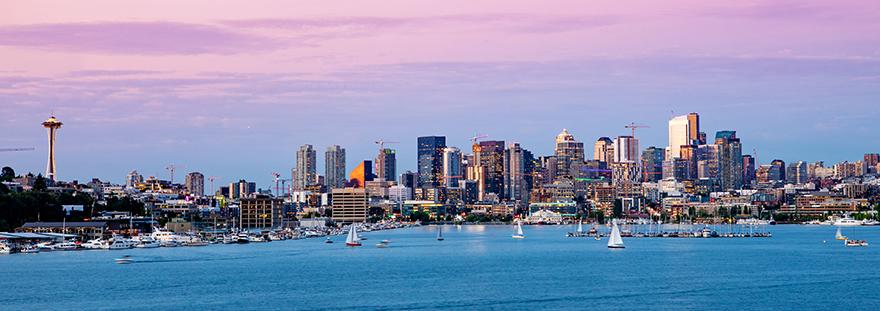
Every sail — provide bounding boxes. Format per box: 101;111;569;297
346;226;358;244
608;220;624;248
835;228;846;240
577;220;584;233
516;222;524;236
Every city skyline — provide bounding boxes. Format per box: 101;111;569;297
2;0;880;186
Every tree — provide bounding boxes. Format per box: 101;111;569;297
0;167;14;182
32;174;47;191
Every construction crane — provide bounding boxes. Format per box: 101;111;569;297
208;176;221;195
272;172;281;197
625;122;650;138
470;134;488;145
166;164;185;185
375;139;400;152
0;147;35;152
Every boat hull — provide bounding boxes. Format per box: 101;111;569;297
346;243;362;247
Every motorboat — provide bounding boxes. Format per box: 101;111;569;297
19;245;40;254
115;255;134;264
151;227;182;247
862;220;879;226
55;241;79;251
834;217;862;227
325;237;334;244
132;235;161;248
108;236;133;250
82;239;108;250
236;233;250;244
0;243;12;254
845;239;869;247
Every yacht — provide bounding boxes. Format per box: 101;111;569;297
236;233;250;244
834;217;862;227
0;243;12;254
108;236;133;250
151;227;182;247
19;245;40;254
82;239;109;249
132;235;161;248
55;241;79;251
862;220;879;226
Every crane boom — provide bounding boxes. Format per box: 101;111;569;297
0;147;35;152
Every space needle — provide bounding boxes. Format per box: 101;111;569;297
42;116;63;181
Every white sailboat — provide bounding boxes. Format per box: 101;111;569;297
345;225;362;247
577;220;584;234
608;220;625;249
835;227;847;241
512;221;525;239
437;226;445;241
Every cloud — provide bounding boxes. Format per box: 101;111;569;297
0;21;282;55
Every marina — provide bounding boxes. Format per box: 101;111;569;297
2;225;879;310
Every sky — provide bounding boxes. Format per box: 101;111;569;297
1;0;879;188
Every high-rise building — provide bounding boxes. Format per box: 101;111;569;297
554;129;584;180
786;161;808;184
594;137;614;163
239;195;284;229
687;113;703;145
613;136;639;163
400;171;418;198
442;147;462;188
295;144;317;191
865;153;879;174
503;143;529;202
715;131;743;190
324;145;346;189
185;172;205;196
477;140;505;198
330;188;368;224
375;148;396;182
42;116;63;181
348;160;375;188
417;136;446;189
641;147;665;182
771;159;786;182
696;144;720;181
742;155;756;185
125;170;143;188
667;115;691;160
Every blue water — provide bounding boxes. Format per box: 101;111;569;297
3;225;880;310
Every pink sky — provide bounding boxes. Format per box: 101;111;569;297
2;0;879;184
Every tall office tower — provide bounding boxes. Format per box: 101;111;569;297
539;156;558;184
641;147;665;182
696;144;720;181
770;159;786;182
594;137;614;163
742;155;756;185
865;153;880;174
755;165;773;183
228;181;241;199
697;132;707;146
679;144;699;179
503;143;528;202
613;136;639;163
786;161;808;184
185;172;205;196
294;144;317;191
715;130;743;190
442;147;462;188
553;129;584;180
348;160;375;188
417;136;446;188
125;170;143;188
687;113;703;145
324;145;346;189
375;148;396;182
42;116;63;181
400;171;418;198
667;115;691;160
478;140;506;198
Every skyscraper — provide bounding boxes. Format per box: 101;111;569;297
375;148;397;182
42;116;63;181
687;112;704;145
667;115;691;160
742;155;756;186
325;145;346;189
613;135;639;163
417;136;446;189
641;147;665;182
348;160;374;188
771;159;786;182
865;153;879;174
295;144;317;191
442;147;462;188
185;172;205;196
594;137;614;163
715;131;743;190
554;129;584;180
786;161;808;184
478;140;506;198
503;143;528;202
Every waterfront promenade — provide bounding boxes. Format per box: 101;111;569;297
2;225;880;310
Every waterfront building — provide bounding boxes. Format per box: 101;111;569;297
442;147;462;188
786;161;808;184
594;137;614;164
330;188;368;224
325;145;346;189
641;147;665;182
295;144;317;191
348;160;375;188
41;116;63;181
417;136;446;189
239;195;284;229
375;148;396;182
184;172;205;196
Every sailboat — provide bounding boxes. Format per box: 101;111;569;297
577;220;584;234
437;226;445;241
607;220;625;249
512;221;525;239
835;227;847;241
345;225;362;247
